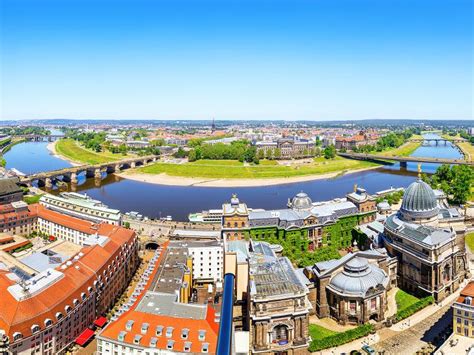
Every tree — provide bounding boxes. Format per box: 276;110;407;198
173;147;187;158
188;149;197;162
425;164;473;205
273;148;281;159
323;145;336;159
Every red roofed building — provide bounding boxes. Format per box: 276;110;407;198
96;243;219;354
0;218;139;354
453;281;474;338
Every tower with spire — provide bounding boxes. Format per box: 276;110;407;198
211;117;216;133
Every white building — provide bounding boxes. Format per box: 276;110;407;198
169;240;224;285
34;204;99;245
40;192;121;225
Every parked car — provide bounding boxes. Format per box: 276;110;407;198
362;345;375;354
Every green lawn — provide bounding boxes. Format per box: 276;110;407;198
395;289;420;311
379;135;423;157
55;139;129;165
466;232;474;252
136;156;378;179
308;324;339;341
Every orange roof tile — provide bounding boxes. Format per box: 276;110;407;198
0;218;136;339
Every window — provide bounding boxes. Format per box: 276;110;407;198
31;325;40;334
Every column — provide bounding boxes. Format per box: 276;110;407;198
70;172;78;184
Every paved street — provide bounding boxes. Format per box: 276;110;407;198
373;301;452;354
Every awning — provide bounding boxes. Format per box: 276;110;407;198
94;316;107;328
75;328;94;346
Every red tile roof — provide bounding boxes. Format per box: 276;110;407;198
0;220;136;339
98;241;218;353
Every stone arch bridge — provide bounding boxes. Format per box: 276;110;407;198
19;155;158;188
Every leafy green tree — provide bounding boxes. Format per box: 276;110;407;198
323;145;336;159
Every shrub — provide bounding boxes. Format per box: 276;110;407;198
308;324;374;352
394;296;434;322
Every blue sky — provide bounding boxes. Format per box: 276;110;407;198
1;0;472;120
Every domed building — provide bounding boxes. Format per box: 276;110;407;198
287;192;313;211
383;176;468;302
307;250;397;324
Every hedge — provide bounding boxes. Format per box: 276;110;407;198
308;324;375;352
12;243;33;253
395;295;434;322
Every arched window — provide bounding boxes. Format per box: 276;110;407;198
271;324;289;344
65;305;72;313
44;319;53;327
443;264;451;282
81;292;87;300
56;312;63;320
12;332;22;341
31;324;41;334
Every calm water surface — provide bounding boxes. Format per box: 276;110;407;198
4;133;462;220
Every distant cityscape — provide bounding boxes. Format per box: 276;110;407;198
0;119;472;355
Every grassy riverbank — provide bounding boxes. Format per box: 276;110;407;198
378;134;423;157
55;139;128;164
136;156;378;179
441;133;473;160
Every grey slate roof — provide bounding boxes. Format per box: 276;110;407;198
385;213;454;247
400;179;439;219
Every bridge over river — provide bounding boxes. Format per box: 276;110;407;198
19;155;158;188
408;137;467;145
338;152;474;167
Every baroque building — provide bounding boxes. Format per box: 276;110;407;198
221;187;376;251
225;240;311;354
383;176;468;302
305;249;397;324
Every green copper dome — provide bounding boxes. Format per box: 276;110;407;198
400;179;439;220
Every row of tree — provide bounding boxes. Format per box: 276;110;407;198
351;130;414;153
187;140;259;163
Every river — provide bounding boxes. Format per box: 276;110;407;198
3;133;463;221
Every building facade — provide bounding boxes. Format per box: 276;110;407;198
0;178;23;205
39;192;122;225
221;189;376;252
255;137;315;159
453;281;474;338
225;240;311;355
0;223;139;355
306;250;397;324
383;177;468;301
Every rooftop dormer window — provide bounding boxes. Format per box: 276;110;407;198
118;331;126;342
165;326;173;338
133;334;142;345
31;324;40;334
156;325;163;336
65;305;72;313
149;337;158;347
201;342;209;353
184;341;192;352
167;340;174;350
44;319;53;327
198;330;206;341
141;323;149;334
12;332;22;342
181;328;189;339
55;312;63;320
125;320;134;331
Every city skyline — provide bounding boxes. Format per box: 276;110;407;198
1;0;472;121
